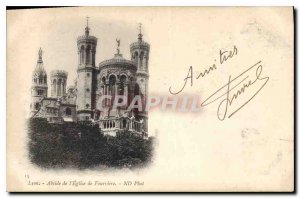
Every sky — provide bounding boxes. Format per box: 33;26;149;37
8;7;292;137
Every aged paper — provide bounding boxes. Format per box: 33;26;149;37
7;7;294;192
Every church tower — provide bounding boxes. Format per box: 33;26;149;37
130;23;150;135
30;48;48;116
76;17;98;121
50;70;68;98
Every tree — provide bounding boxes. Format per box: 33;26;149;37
27;118;155;169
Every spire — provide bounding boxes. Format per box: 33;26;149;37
138;23;143;41
37;48;43;63
85;16;90;36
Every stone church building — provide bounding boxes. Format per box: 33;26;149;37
30;21;150;138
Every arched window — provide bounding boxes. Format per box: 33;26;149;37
109;75;116;86
134;83;140;96
119;75;127;96
53;79;57;94
101;76;107;106
65;107;71;116
108;75;116;106
101;77;106;85
140;51;144;69
123;119;127;128
86;45;91;64
58;79;62;96
63;79;66;94
133;83;142;113
80;45;84;64
92;47;96;65
134;51;138;62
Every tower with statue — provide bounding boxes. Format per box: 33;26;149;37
30;18;150;138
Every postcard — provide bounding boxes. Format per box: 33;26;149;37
6;7;294;192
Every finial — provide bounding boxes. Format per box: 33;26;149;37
116;38;121;54
38;48;43;63
85;16;90;36
138;23;143;41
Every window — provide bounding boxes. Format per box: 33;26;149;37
86;45;91;64
120;75;127;96
109;75;116;86
86;88;90;92
37;90;43;96
140;52;144;68
134;52;138;61
65;107;71;116
86;104;90;109
80;45;84;64
34;103;40;110
101;77;106;85
123;119;127;128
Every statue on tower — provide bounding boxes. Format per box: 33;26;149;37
38;48;42;58
38;48;43;63
116;38;120;55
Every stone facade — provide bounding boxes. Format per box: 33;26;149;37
30;21;150;138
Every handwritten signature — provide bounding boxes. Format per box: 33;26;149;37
169;45;238;95
201;61;269;120
168;46;270;120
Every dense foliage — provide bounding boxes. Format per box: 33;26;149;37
27;118;155;169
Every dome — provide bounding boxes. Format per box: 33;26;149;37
130;33;150;51
130;40;150;51
77;35;97;45
99;53;137;69
77;26;97;46
50;70;68;78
